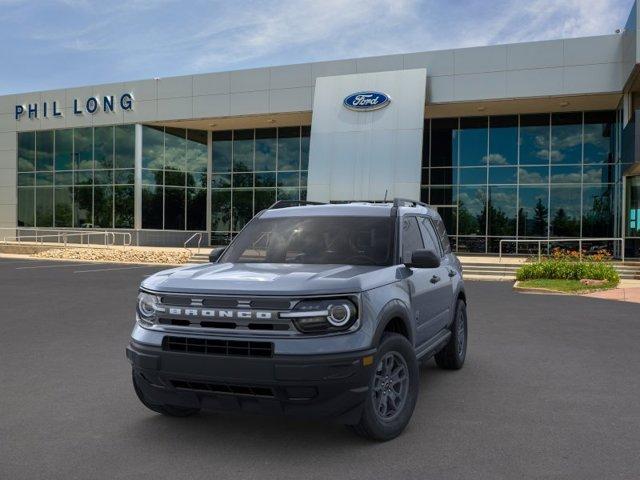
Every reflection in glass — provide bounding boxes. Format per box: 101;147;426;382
255;128;277;171
232;190;253;231
114;186;134;228
74;186;93;227
518;186;548;237
187;188;207;231
165;128;186;172
164;187;185;230
459;167;486;185
142;126;164;169
301;126;310;170
233;130;254;172
550;186;580;237
551;113;582;165
94;186;113;228
94;126;114;169
54;187;73;227
18;132;35;172
459;117;487;167
142;186;163;229
55;129;73;171
186;130;208;172
488;116;517;166
584;111;615;164
519;166;548;184
583;184;613;237
17;188;34;227
35;187;53;227
255;189;276;213
74;128;93;170
487;186;516;236
519;114;549;165
211;190;231;232
115;125;135;169
550;165;581;184
430;118;458;167
489;167;517;184
430;168;454;185
457;186;486;235
36;130;54;171
278;127;300;171
212;131;232;172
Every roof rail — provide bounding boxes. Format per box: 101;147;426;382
268;200;326;210
392;198;431;209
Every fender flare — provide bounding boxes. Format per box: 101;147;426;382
371;299;414;347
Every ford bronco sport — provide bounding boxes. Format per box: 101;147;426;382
126;198;467;441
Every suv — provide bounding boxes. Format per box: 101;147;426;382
126;199;467;441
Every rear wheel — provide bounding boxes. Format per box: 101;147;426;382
434;299;467;370
132;371;200;417
348;333;419;441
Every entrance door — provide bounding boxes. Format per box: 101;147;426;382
624;175;640;258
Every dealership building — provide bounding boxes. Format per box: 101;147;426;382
2;5;640;256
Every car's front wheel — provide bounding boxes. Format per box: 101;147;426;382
348;333;419;441
132;371;200;417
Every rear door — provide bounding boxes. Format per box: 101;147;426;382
418;216;454;334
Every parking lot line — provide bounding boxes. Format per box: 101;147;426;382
16;262;99;270
73;265;159;273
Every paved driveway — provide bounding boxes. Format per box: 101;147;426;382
1;258;639;480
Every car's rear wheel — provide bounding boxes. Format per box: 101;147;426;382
132;371;200;417
348;333;419;441
434;299;467;370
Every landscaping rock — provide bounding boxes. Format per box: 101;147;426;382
32;247;192;264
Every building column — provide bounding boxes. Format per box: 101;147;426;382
134;124;143;232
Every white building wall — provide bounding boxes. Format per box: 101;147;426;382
306;69;426;202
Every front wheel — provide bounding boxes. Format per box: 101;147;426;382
434;299;467;370
132;371;200;417
348;333;419;441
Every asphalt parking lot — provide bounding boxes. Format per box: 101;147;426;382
1;258;639;480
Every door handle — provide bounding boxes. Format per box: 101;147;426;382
430;275;441;284
448;269;456;277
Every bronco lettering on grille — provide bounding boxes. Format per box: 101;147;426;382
161;307;273;320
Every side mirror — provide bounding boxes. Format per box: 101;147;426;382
406;249;440;269
208;247;225;263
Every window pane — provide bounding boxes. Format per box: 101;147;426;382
142;186;163;229
233;129;254;172
301;126;310;170
142;169;163;186
115;124;135;169
165;127;186;172
255;128;277;171
74;186;93;227
94;126;114;170
458;186;486;235
187;188;207;231
519;114;549;166
211;189;231;231
114;186;134;228
549;186;580;237
487;186;517;236
186;171;207;188
584;111;615;164
35;172;53;186
277;127;300;171
75;170;93;186
518;186;548;236
211;174;231;188
54;129;73;171
583;164;615;184
430;118;458;167
489;166;517;184
36;130;54;171
430;186;454;205
74;128;93;170
212;131;232;172
401;217;424;263
277;171;299;187
459;167;486;185
94;169;113;185
459;117;487;166
186;129;208;172
17;188;34;227
164;170;185;187
93;186;113;228
55;171;73;186
519;166;548;184
551;112;582;165
18;172;34;187
232;190;253;231
582;184;614;237
142;126;164;169
255;172;276;187
114;169;134;185
35;187;53;227
550;165;581;183
54;187;73;228
233;173;253;188
430;168;454;185
255;189;276;213
164;187;185;230
488;115;517;166
18;132;35;172
277;187;299;200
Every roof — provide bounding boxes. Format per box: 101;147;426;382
260;201;435;218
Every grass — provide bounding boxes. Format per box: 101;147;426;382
517;278;618;293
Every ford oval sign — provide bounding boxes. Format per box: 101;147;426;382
343;91;391;111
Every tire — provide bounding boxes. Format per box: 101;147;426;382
434;299;467;370
348;333;419;441
132;371;200;417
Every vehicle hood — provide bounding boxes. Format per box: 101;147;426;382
141;262;397;296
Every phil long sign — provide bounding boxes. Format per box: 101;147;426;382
15;93;134;120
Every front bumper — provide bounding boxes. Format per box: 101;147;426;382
126;340;376;424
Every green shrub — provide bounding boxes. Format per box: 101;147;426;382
516;260;619;284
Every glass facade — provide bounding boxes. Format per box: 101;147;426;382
210;126;310;244
17;125;135;228
422;111;621;253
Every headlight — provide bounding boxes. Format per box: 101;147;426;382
281;298;358;334
137;292;160;326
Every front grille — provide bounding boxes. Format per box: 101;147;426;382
162;336;273;358
170;379;274;397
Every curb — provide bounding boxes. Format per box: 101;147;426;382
512;281;569;295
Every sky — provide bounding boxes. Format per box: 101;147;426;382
0;0;636;95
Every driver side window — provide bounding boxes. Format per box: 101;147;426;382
401;217;424;264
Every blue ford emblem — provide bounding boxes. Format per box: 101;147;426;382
343;91;391;111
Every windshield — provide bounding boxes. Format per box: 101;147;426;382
220;216;396;266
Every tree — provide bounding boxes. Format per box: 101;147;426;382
533;198;548;237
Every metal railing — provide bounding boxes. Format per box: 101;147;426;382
498;237;625;262
183;232;204;254
2;230;132;248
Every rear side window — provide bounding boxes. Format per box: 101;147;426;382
434;217;451;254
401;217;424;263
418;217;442;256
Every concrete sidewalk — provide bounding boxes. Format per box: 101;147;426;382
582;280;640;304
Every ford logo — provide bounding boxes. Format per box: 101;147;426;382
343;91;391;111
